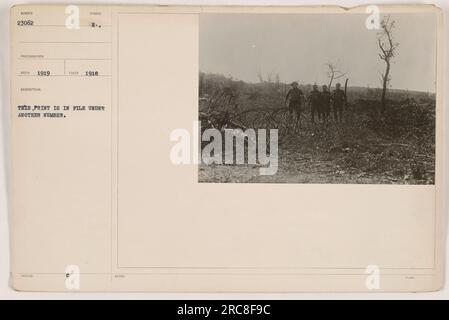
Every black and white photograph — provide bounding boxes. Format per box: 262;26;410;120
198;12;436;184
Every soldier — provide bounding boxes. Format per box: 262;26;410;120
320;85;332;123
285;81;303;125
332;82;346;123
308;84;321;124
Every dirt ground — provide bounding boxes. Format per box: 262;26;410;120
198;105;435;185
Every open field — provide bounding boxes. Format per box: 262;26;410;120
198;73;435;185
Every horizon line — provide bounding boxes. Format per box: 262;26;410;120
199;71;436;95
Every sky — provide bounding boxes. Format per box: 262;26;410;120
200;13;437;93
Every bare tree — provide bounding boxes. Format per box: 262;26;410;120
378;16;399;113
266;72;273;84
274;73;281;90
325;63;347;89
257;70;264;83
257;70;277;85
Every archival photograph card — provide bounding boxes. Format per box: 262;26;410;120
9;4;444;292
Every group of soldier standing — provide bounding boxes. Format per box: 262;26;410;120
285;81;347;125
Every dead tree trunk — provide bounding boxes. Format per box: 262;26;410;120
380;61;390;113
377;16;399;114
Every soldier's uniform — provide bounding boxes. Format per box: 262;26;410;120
320;85;331;123
308;86;322;123
285;83;303;120
332;86;346;123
